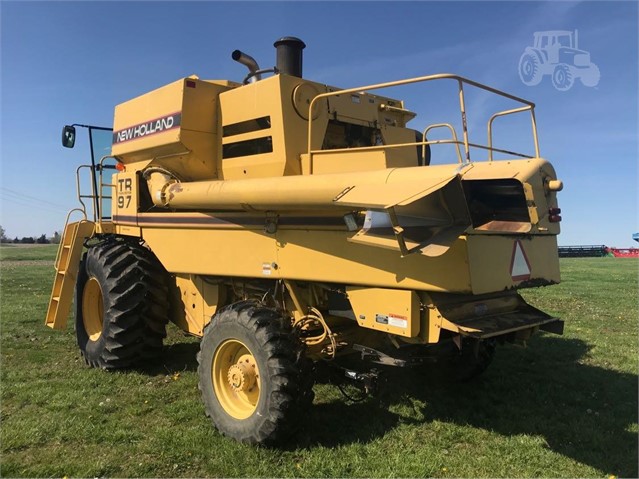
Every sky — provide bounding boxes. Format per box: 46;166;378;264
0;1;637;247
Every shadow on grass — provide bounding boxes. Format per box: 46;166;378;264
138;341;200;376
300;336;638;477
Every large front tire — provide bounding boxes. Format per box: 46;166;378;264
75;238;170;369
197;301;313;445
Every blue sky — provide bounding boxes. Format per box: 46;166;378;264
1;1;637;247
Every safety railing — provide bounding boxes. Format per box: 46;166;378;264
75;164;95;221
306;73;540;173
98;156;119;222
73;156;118;224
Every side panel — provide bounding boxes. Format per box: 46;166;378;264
141;227;279;279
172;274;225;335
112;77;231;181
139;224;473;292
347;287;420;337
275;229;471;291
467;235;560;294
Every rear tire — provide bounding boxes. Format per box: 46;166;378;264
197;300;314;445
75;238;170;369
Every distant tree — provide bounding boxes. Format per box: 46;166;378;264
51;231;61;244
0;225;11;243
13;237;19;243
20;237;35;244
36;234;49;244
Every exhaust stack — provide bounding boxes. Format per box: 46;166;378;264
232;50;261;82
274;36;306;78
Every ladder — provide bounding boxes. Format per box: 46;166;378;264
45;219;95;329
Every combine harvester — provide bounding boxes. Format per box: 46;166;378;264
45;37;565;444
616;233;639;256
607;247;639;258
558;245;608;258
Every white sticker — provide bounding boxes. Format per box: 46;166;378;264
262;263;272;276
387;314;408;329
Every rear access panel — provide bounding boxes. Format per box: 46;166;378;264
347;287;420;337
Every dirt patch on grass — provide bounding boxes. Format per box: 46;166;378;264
0;260;54;268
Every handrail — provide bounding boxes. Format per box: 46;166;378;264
54;207;87;269
75;165;93;221
307;138;533;161
423;123;463;164
487;106;540;161
306;73;538;173
98;156;119;223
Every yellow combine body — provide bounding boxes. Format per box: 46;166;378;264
46;37;564;445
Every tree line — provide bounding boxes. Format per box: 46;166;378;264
0;225;61;244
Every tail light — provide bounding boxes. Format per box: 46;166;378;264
549;207;562;223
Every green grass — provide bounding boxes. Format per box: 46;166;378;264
0;243;58;262
1;247;637;478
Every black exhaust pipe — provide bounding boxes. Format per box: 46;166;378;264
232;50;261;82
274;36;306;78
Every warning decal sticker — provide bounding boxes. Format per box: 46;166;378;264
510;240;532;281
375;313;408;329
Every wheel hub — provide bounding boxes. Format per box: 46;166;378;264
213;342;261;419
227;356;257;392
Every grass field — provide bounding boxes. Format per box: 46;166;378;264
1;244;637;478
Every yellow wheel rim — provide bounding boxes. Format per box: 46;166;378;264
212;339;260;419
82;277;104;341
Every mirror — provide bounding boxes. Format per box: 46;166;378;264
62;125;76;148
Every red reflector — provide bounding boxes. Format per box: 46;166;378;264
549;207;561;215
116;162;126;171
549;215;562;223
186;80;196;88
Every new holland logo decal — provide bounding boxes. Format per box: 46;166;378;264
113;112;181;144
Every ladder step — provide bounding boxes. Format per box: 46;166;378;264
45;219;95;330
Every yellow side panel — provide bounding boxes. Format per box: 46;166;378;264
140;225;472;293
275;230;472;292
467;235;560;294
347;287;420;337
218;76;285;180
112;78;185;158
312;150;396;175
112;77;230;181
172;274;223;336
141;227;279;279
